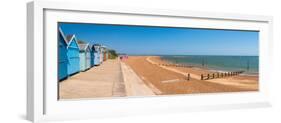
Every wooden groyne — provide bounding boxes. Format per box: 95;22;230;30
200;71;244;80
159;63;193;68
185;73;190;81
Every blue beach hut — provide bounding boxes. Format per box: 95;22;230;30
90;44;95;67
58;28;68;81
66;34;80;75
89;45;98;67
92;44;101;65
78;42;91;71
86;46;91;69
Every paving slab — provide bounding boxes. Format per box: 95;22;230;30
121;62;155;96
59;59;126;99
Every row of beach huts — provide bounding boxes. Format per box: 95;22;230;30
58;28;111;81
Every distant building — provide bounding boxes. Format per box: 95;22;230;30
119;53;128;60
58;28;68;81
78;42;91;71
66;34;80;75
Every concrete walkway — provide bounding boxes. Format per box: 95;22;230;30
59;59;126;99
120;62;155;96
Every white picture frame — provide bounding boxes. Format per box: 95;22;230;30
27;0;273;122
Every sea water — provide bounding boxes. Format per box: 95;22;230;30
160;55;259;75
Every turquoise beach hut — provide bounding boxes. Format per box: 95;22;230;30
78;42;91;71
58;28;68;81
66;34;80;75
93;44;101;65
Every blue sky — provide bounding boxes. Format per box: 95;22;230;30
59;22;259;56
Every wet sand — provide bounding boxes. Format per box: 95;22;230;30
123;56;258;95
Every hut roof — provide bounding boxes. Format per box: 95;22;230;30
66;34;75;43
77;40;86;44
93;44;101;46
65;34;80;50
58;27;68;44
101;45;108;51
90;45;96;51
78;43;90;51
91;44;101;51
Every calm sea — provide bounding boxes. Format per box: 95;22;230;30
160;55;259;74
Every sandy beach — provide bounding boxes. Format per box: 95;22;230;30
59;56;258;99
123;56;258;95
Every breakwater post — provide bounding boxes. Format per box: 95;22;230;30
200;70;244;80
186;73;190;81
159;63;193;68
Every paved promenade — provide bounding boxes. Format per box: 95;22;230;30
120;62;155;96
59;59;156;99
59;59;126;99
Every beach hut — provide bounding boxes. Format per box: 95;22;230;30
78;42;91;71
66;34;80;75
101;46;108;61
58;28;68;81
103;51;107;61
100;46;104;64
92;44;101;65
90;44;95;67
